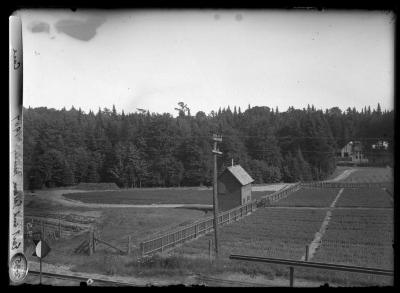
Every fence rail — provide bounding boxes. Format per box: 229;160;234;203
301;181;392;189
24;216;91;241
258;183;301;207
229;254;394;276
230;254;394;287
139;201;257;257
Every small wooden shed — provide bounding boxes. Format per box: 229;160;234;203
217;165;254;212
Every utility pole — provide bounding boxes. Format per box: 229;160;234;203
212;134;222;259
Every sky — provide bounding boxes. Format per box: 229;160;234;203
18;9;394;116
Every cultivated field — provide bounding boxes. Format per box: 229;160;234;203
314;209;393;268
335;187;393;208
271;188;340;207
177;208;326;259
311;209;393;286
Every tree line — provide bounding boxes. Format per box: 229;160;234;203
23;103;393;189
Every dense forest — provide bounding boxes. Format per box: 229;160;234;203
23;103;394;190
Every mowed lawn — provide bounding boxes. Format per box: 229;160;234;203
64;189;213;205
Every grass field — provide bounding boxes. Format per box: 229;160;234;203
63;189;275;205
340;167;393;183
327;166;352;180
271;188;340;207
335;187;393;208
24;192;210;270
64;189;213;205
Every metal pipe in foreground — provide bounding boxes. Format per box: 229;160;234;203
229;255;394;277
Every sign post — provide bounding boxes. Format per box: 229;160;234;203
33;238;51;285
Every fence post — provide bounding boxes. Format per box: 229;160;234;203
140;242;144;257
127;236;131;255
289;266;294;287
93;229;96;253
305;245;309;261
41;220;45;241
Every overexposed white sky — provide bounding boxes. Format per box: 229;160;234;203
18;9;394;115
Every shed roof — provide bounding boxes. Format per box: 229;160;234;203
225;165;254;186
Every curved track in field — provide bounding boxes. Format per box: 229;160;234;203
29;189;212;209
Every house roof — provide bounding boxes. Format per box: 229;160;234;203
225;165;254;186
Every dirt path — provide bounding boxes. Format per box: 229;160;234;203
327;168;357;182
300;188;344;262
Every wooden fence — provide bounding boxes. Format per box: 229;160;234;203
24;215;91;241
258;183;301;207
138;201;257;257
300;181;393;189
